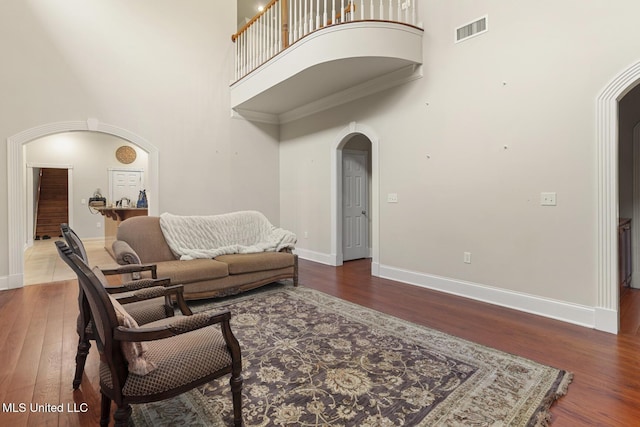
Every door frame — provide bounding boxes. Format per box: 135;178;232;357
632;123;640;289
26;164;74;246
331;121;380;276
6;118;159;289
342;149;369;261
596;59;640;333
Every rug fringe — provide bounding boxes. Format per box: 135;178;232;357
556;371;574;396
532;371;574;427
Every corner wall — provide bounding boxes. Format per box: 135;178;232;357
279;0;640;329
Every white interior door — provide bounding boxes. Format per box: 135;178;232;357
109;168;144;206
343;151;368;261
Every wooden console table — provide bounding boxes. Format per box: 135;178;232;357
95;207;148;258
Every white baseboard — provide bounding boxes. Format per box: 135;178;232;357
294;248;338;266
0;275;8;291
293;250;606;331
10;273;24;289
378;264;596;329
594;307;619;334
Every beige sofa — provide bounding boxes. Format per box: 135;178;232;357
112;216;298;300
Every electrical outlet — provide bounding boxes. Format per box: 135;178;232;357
464;252;471;264
97;222;102;228
387;193;398;203
303;231;309;238
540;192;557;206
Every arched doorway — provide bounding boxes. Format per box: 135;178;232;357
596;60;640;333
7;119;159;289
331;121;380;276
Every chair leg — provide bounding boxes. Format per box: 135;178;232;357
293;254;299;287
73;337;91;389
113;404;132;427
230;374;243;427
100;393;111;427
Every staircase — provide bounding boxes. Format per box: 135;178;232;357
34;168;68;240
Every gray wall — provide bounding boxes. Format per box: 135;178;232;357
279;0;640;309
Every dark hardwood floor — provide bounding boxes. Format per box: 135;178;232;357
1;258;640;426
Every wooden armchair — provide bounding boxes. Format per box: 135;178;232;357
56;241;243;427
60;223;192;390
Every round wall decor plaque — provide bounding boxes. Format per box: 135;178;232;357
115;146;137;164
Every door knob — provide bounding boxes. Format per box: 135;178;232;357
362;210;366;215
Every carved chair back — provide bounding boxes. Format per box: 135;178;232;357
55;241;129;398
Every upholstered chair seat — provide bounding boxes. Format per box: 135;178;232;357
100;315;232;398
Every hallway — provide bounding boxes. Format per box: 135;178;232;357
23;238;117;286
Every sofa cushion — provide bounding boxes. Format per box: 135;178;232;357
156;259;229;284
215;252;294;275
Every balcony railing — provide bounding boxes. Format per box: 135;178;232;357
232;0;421;82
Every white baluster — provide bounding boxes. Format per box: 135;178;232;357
245;27;249;74
258;14;262;64
253;24;257;70
332;0;336;25
298;0;303;39
289;0;293;45
397;0;401;22
292;0;297;41
248;26;252;73
253;24;258;71
238;34;242;78
370;0;374;19
304;0;308;35
235;34;239;80
309;0;314;32
273;5;277;54
323;0;327;26
262;14;266;63
268;7;272;58
301;0;305;35
403;0;407;23
236;34;240;80
242;34;247;76
277;2;281;51
340;0;344;23
412;0;417;26
360;0;364;20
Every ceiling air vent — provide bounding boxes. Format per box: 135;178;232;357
455;15;488;43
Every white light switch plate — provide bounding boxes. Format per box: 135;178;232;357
387;193;398;203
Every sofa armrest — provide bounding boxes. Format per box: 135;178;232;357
113;240;142;265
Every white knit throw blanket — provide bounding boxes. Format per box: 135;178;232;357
159;211;297;260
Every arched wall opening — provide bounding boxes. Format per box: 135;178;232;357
596;60;640;333
7;119;159;289
331;121;380;276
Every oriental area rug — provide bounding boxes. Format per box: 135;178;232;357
132;284;572;426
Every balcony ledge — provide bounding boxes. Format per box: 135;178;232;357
230;21;424;124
